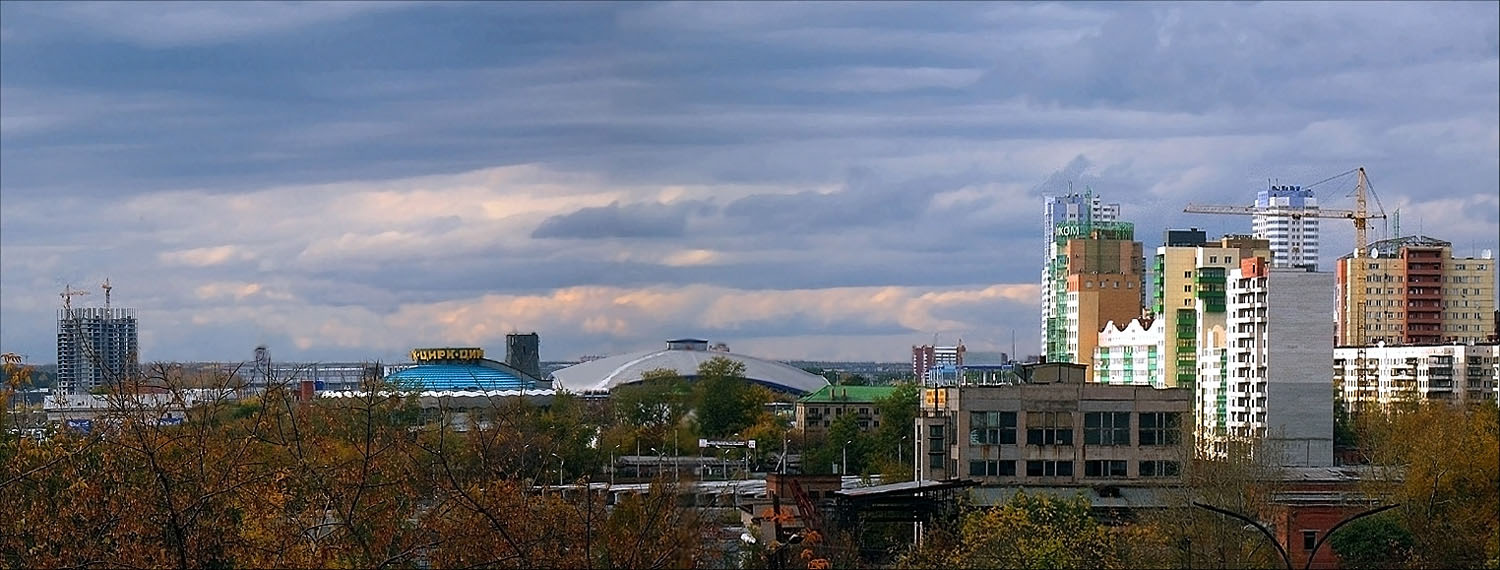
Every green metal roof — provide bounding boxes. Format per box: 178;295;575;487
797;384;899;403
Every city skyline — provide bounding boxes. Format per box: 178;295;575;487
2;2;1497;364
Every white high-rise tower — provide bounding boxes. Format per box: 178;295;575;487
1253;185;1320;270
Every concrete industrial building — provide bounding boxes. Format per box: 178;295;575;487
915;362;1193;486
1041;191;1123;355
1196;260;1335;467
1334;236;1495;346
57;307;139;395
1254;184;1321;270
1333;342;1499;410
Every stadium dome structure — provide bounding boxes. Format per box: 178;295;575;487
548;339;829;395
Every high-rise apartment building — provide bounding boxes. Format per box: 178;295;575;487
1043;221;1144;381
1042;191;1122;354
1254;185;1320;269
1334;236;1495;346
57;307;139;395
1110;231;1270;390
1197;260;1334;467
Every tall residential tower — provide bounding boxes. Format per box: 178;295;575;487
1253;185;1320;270
1042;191;1122;353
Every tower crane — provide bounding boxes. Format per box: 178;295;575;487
101;278;113;309
60;285;90;312
1184;167;1385;254
1183;166;1387;348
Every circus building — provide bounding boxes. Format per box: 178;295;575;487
548;338;829;395
320;334;556;420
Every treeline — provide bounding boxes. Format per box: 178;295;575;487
1;362;724;569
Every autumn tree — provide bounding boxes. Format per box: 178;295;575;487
896;491;1161;570
1356;400;1500;568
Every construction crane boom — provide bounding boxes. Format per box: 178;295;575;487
1182;204;1373;220
1182;167;1385;253
1184;166;1385;346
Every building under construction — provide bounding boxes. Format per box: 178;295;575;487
57;306;139;395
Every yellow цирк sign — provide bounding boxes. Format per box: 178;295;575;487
410;348;485;362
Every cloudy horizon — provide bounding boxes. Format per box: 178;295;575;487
2;2;1496;365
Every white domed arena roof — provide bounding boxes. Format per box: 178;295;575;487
548;339;829;395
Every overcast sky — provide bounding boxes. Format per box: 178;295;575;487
2;1;1496;365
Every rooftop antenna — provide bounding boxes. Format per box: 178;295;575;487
101;278;112;310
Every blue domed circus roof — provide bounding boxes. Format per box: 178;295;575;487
386;362;537;391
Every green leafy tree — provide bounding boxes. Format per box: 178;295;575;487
1330;512;1415;569
839;374;868;386
803;411;873;475
1334;397;1358;449
872;383;919;481
691;357;761;438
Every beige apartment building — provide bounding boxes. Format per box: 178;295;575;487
915;363;1192;486
1335;236;1495;346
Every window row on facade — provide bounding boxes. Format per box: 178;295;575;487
968;411;1183;447
967;459;1182;479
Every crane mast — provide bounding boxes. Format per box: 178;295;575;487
60;285;90;312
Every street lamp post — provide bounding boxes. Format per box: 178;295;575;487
841;440;851;476
552;453;565;487
610;444;619;486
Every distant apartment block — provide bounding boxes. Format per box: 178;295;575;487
1335;236;1495;346
912;343;964;386
57;307;139;395
1334;343;1499;410
915;363;1192;486
795;385;899;439
1254;184;1320;269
